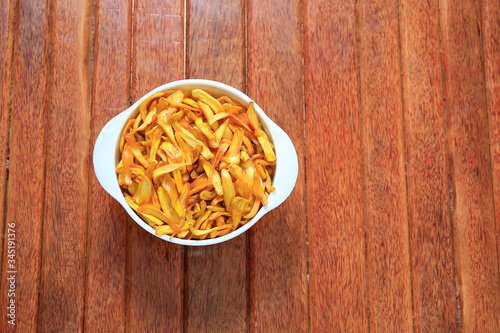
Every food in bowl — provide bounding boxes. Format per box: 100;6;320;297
115;88;276;240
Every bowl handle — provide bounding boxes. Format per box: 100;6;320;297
267;126;299;210
92;111;130;202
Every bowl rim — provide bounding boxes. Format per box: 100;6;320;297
93;79;298;246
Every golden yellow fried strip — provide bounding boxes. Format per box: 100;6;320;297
119;119;135;153
221;169;235;210
230;197;252;228
244;199;261;219
222;128;243;164
152;163;189;182
255;129;276;162
246;102;262;131
139;92;165;121
124;195;163;227
192;89;224;114
165;90;184;104
183;98;198;108
137;204;180;232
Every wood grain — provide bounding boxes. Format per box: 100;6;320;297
0;0;50;331
38;0;93;331
399;0;458;331
482;0;500;290
358;0;414;330
184;1;248;332
303;0;368;331
186;0;245;89
184;241;247;333
440;0;500;329
126;0;184;331
248;0;307;331
0;0;15;304
85;0;131;331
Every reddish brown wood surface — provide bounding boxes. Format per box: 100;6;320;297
38;0;93;331
358;0;413;330
0;8;15;292
399;0;458;331
440;0;500;330
0;0;50;331
0;0;16;325
304;0;368;331
186;0;245;89
85;0;131;331
184;1;248;332
248;0;308;331
126;0;184;331
482;0;500;283
0;0;15;318
3;0;500;331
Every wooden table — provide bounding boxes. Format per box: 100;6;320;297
1;0;500;331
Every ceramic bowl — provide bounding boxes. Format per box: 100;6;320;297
93;79;298;246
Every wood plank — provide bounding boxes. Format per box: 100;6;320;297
184;1;248;332
358;0;413;330
482;0;500;298
0;1;16;152
440;0;500;329
0;0;16;305
186;0;245;89
126;0;184;331
304;0;368;331
399;0;458;331
38;0;93;331
0;0;49;331
184;241;247;333
248;0;307;331
84;0;131;331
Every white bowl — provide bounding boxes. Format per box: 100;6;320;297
93;79;298;246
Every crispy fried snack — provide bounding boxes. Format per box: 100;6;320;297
116;89;276;240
